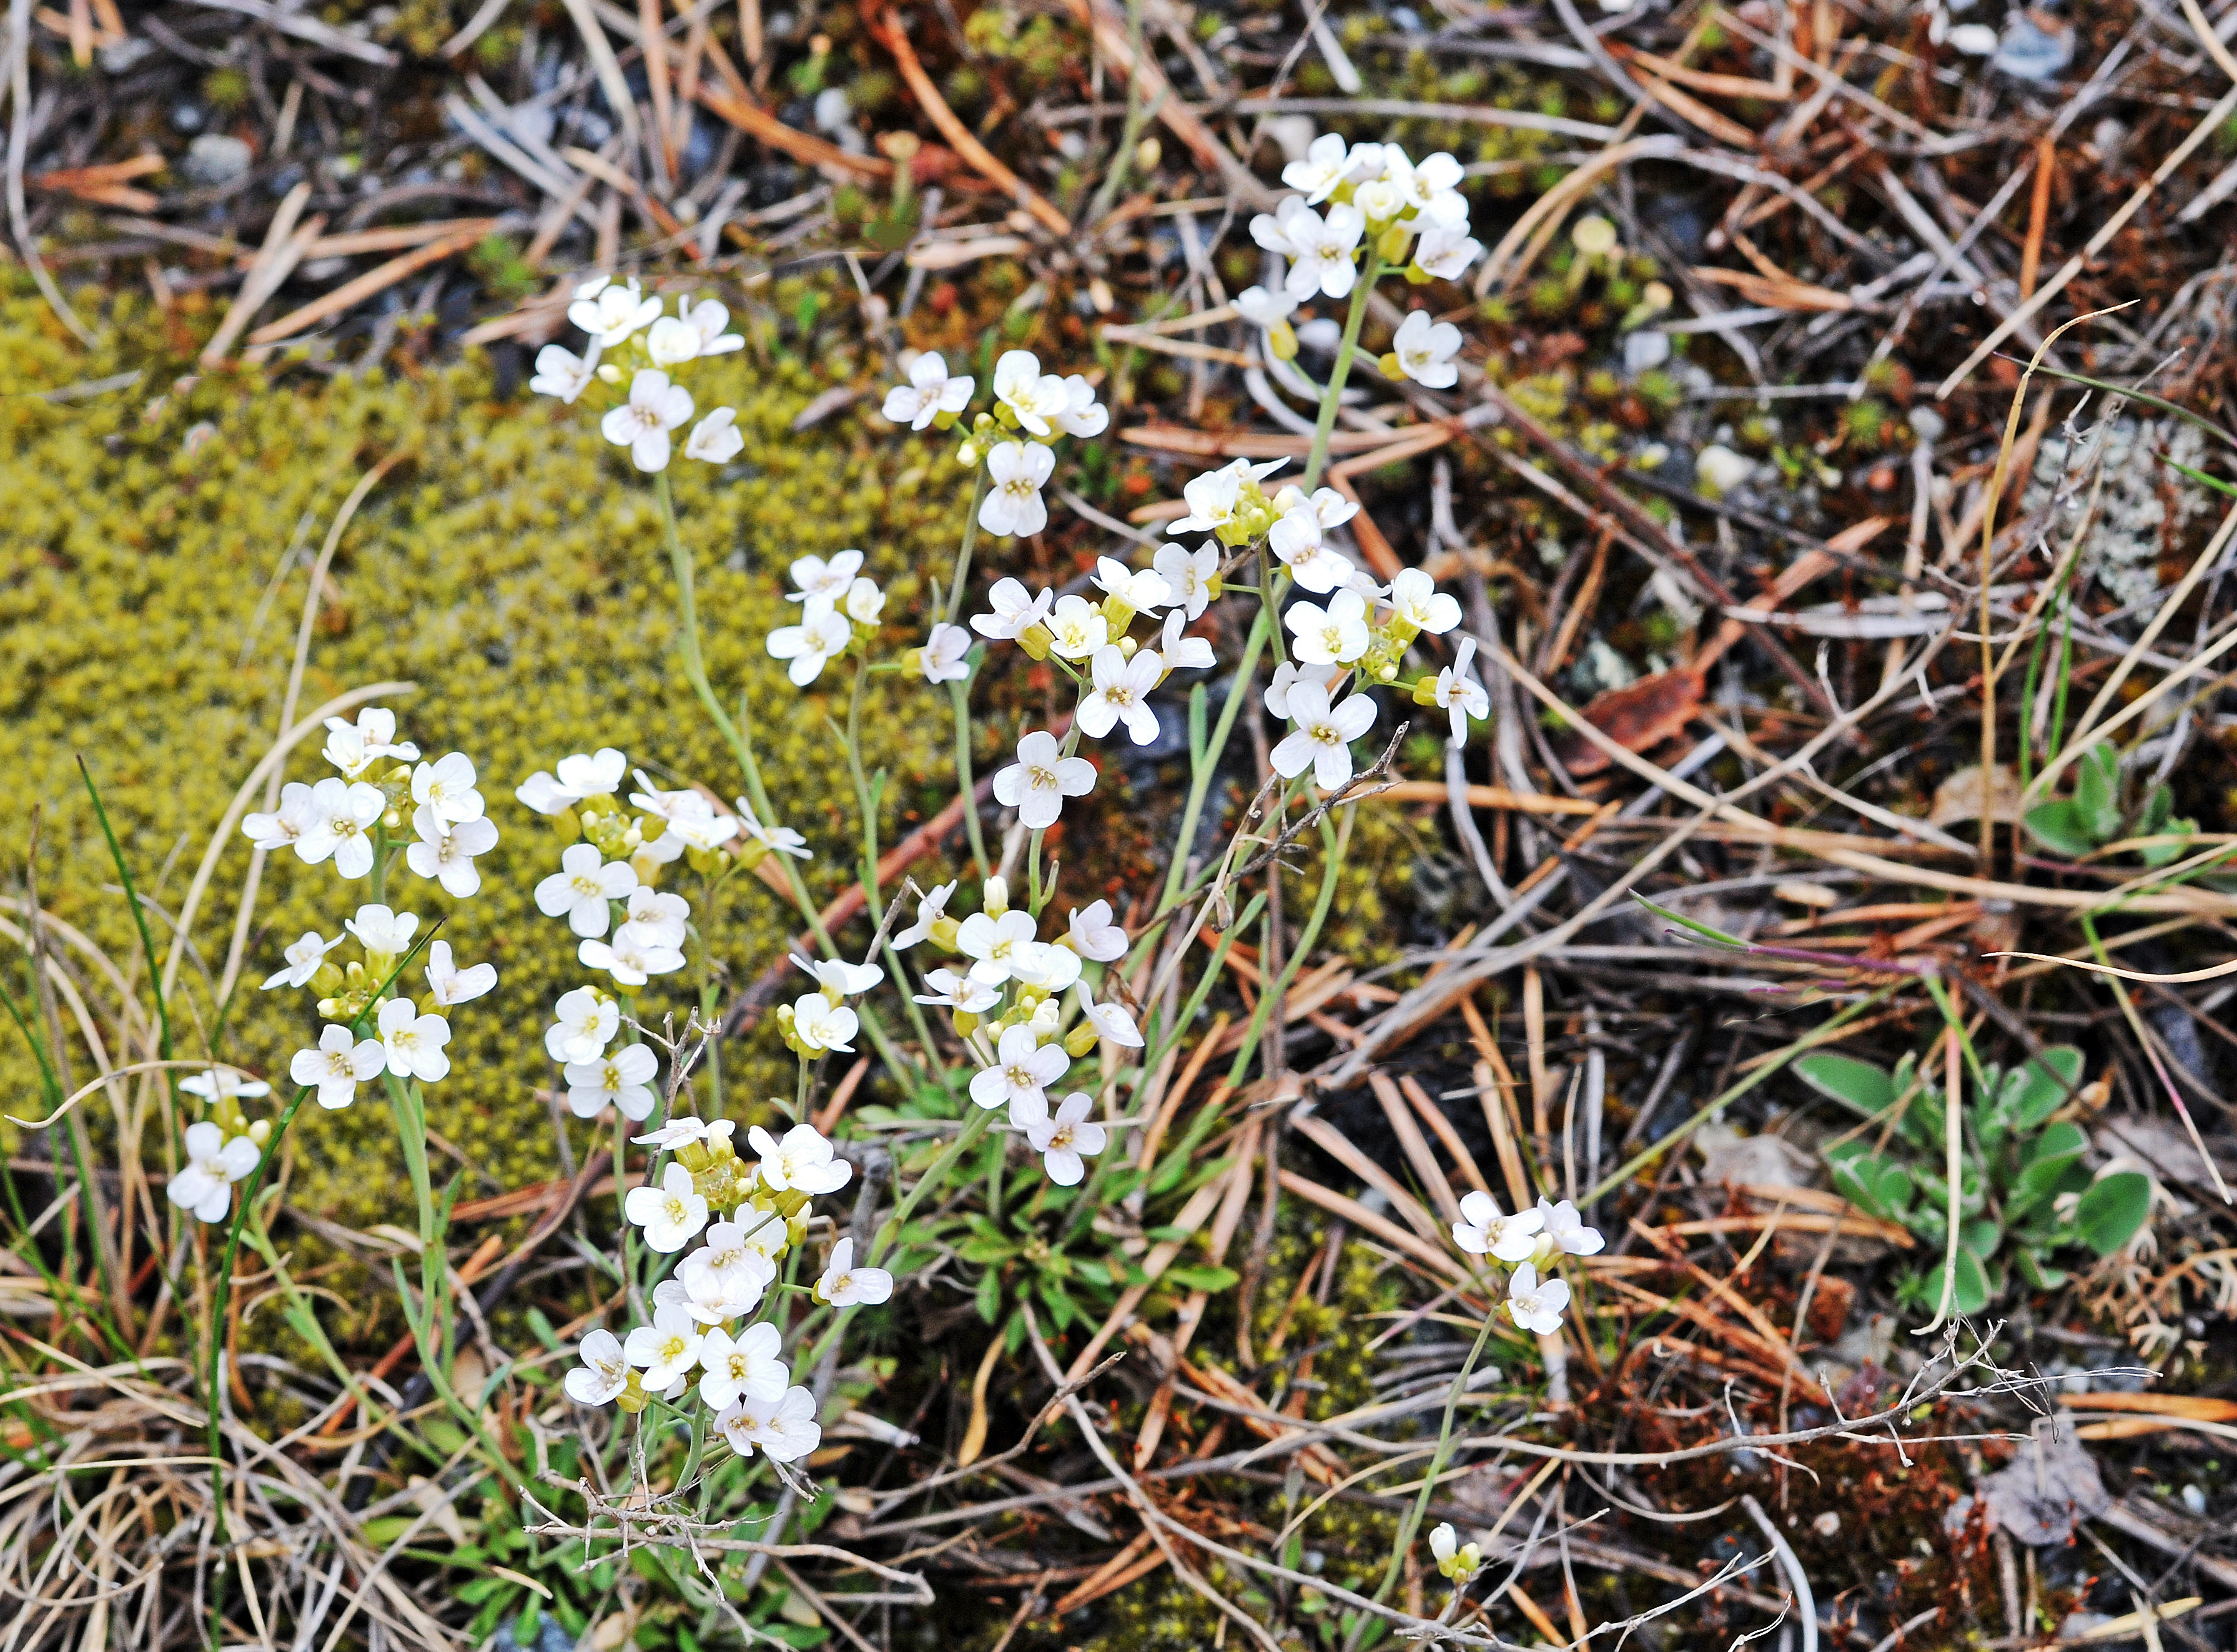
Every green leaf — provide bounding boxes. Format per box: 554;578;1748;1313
1795;1052;1897;1116
974;1267;1002;1324
1631;892;1749;948
2023;799;2096;858
1949;1245;1990;1315
2075;1173;2151;1257
2008;1047;2083;1130
2013;1247;2068;1292
2075;744;2120;842
2021;1118;2089;1170
1163;1265;1240;1293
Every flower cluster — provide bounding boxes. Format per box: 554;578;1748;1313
886;348;1107;541
766;549;887;687
528;275;746;473
1449;1193;1604;1334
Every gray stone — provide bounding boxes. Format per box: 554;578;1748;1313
182;133;252;187
1993;11;2075;81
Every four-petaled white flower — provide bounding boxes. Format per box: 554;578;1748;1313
1092;555;1171;614
1153;541;1218;621
1067;900;1127;962
1389;568;1462;634
1413;223;1484;282
970;577;1054;641
243;781;315;854
1265;660;1341;720
1287;589;1372;665
546;986;620;1064
679;297;744;355
1268;505;1359;596
698;1321;788;1409
894;881;956;950
320;707;418;779
884;350;975;430
167;1121;261;1223
993;350;1069;436
619;887;689;951
793;954;884;999
565;1328;630;1405
970;1024;1069;1113
406;805;498;897
517;747;628;815
956;908;1040;986
180;1065;270;1103
718;1385;821;1462
1045;594;1109;661
1537;1197;1606;1257
1281;131;1355;202
424;939;496;1007
529;343;596;403
685;406;744;464
536;843;638;937
993;730;1096;830
1161;610;1217;672
297;777;384;878
1017;1091;1107;1186
1505;1261;1571;1335
568;275;661;347
915;967;1000;1013
345;903;419;959
736;802;811;860
681;1219;776;1322
750;1123;853;1195
636;1114;730;1152
787;549;864;607
409;752;483;827
767;606;852;686
817;1236;894;1306
980;441;1055;537
580;930;686;985
788;991;859;1053
1452;1191;1543;1262
1271;681;1378;790
601;368;694;472
626;1163;710;1252
262;929;339;990
377;997;452;1083
1049;375;1109;438
842;576;886;624
917;622;972;685
1010;939;1081;993
1077;646;1165;746
1392;310;1465;390
1167;458;1252;536
1435;638;1491;747
624;1300;705;1387
1254;199;1368;299
565;1043;660;1120
291;1023;386;1109
1077;980;1143;1048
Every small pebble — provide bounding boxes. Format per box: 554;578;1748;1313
1993;11;2075;81
2182;1484;2207;1516
170;103;205;133
1812;1512;1841;1536
1624;330;1671;374
99;35;153;71
182;133;252;187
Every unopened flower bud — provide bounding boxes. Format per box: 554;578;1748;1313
1375;222;1415;265
676;1139;714;1172
247;1118;271;1146
616;1370;650;1413
956;441;979;468
1064;1022;1099;1059
929;914;962;951
954;1009;981;1036
1100;597;1135;634
596;363;623;385
984;875;1010;917
1378;352;1404;380
1268;319;1298;361
1017;621;1054;661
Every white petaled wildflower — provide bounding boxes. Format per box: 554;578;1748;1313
1504;1262;1571;1335
1009;940;1081;994
626;1163;710;1252
736;802;811;860
291;1024;386;1109
1353;175;1407;225
297;777;384;878
1067;900;1127;963
1282;131;1356;202
894;881;956;950
971;577;1054;642
1078;646;1164;746
180;1066;270;1103
788;992;859;1053
564;1329;630;1406
1268;505;1359;596
685;407;744;464
1160;611;1217;672
635;1115;729;1152
786;549;864;606
1077;981;1143;1048
1265;660;1341;720
320;707;418;780
915;967;1000;1013
1536;1197;1606;1257
1413;152;1468;222
1167;456;1284;536
377;998;452;1084
1257;199;1367;300
1272;681;1378;790
624;1300;704;1388
568;275;661;347
629;772;716;828
1286;590;1372;665
916;622;972;686
956;908;1042;986
1017;1091;1106;1186
884;350;974;429
970;1024;1069;1113
536;843;639;937
644;313;705;366
242;781;315;854
1093;555;1172;615
699;1323;789;1410
580;930;686;986
1452;1190;1543;1262
167;1121;260;1223
546;986;620;1064
529;343;597;403
1045;594;1109;661
619;887;689;951
262;929;338;991
720;1385;821;1463
601;369;694;473
424;939;496;1007
565;1043;660;1120
517;747;628;815
406;806;497;898
1392;310;1464;390
792;953;884;996
766;606;853;686
411;752;484;827
679;297;743;355
661;812;740;853
980;441;1054;537
1272;484;1358;531
1430;1522;1484;1582
345;903;419;959
817;1236;894;1306
1154;541;1218;622
1235;283;1300;336
1390;568;1462;634
992;349;1069;436
994;732;1096;830
1435;638;1491;747
680;1221;776;1322
842;576;886;624
751;1123;852;1196
1413;223;1484;282
1049;375;1109;438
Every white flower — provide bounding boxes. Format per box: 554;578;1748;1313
786;549;864;606
1430;1521;1484;1581
1011;940;1082;993
792;953;884;996
1413;223;1483;282
1949;21;1998;53
565;1043;660;1120
580;930;686;986
1271;681;1378;790
242;781;316;853
788;992;860;1053
167;1120;260;1223
680;1221;776;1322
1234;285;1300;338
623;1299;704;1385
619;886;690;951
529;343;596;403
767;606;852;686
1281;132;1355;202
376;998;452;1084
1049;375;1109;438
1392;310;1464;390
915;967;1000;1013
993;349;1068;435
516;747;628;815
750;1123;853;1195
1413;152;1467;220
1017;1091;1106;1186
546;986;620;1064
1265;660;1341;720
296;777;384;878
1286;590;1371;665
1045;594;1109;661
1268;505;1359;596
644;313;704;366
319;706;418;779
1078;646;1165;746
628;771;714;826
1160;611;1216;672
698;1321;788;1409
956;908;1041;986
1167;456;1281;536
980;441;1055;537
290;1024;386;1109
536;843;638;938
970;1023;1069;1113
661;812;740;854
564;1328;630;1406
994;730;1096;830
405;806;497;898
736;802;811;860
1255;200;1366;300
972;577;1054;641
1077;980;1143;1048
1153;541;1218;621
568;275;661;347
884;350;974;429
842;576;886;624
601;368;694;473
1537;1197;1606;1257
262;929;339;991
180;1065;270;1103
1094;555;1171;614
1696;444;1754;496
423;939;496;1007
1067;900;1127;963
917;622;972;686
1435;638;1492;747
635;1114;730;1152
1274;484;1359;531
345;903;419;959
1452;1190;1543;1262
410;752;483;828
1389;568;1462;634
817;1236;894;1306
718;1385;822;1463
1505;1262;1571;1334
626;1163;710;1253
685;406;744;464
676;296;743;355
894;881;956;949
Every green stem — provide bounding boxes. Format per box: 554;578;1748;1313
949;676;990;881
867;1106;996;1270
1224;807;1348;1088
1301;253;1383;494
944;466;993;627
